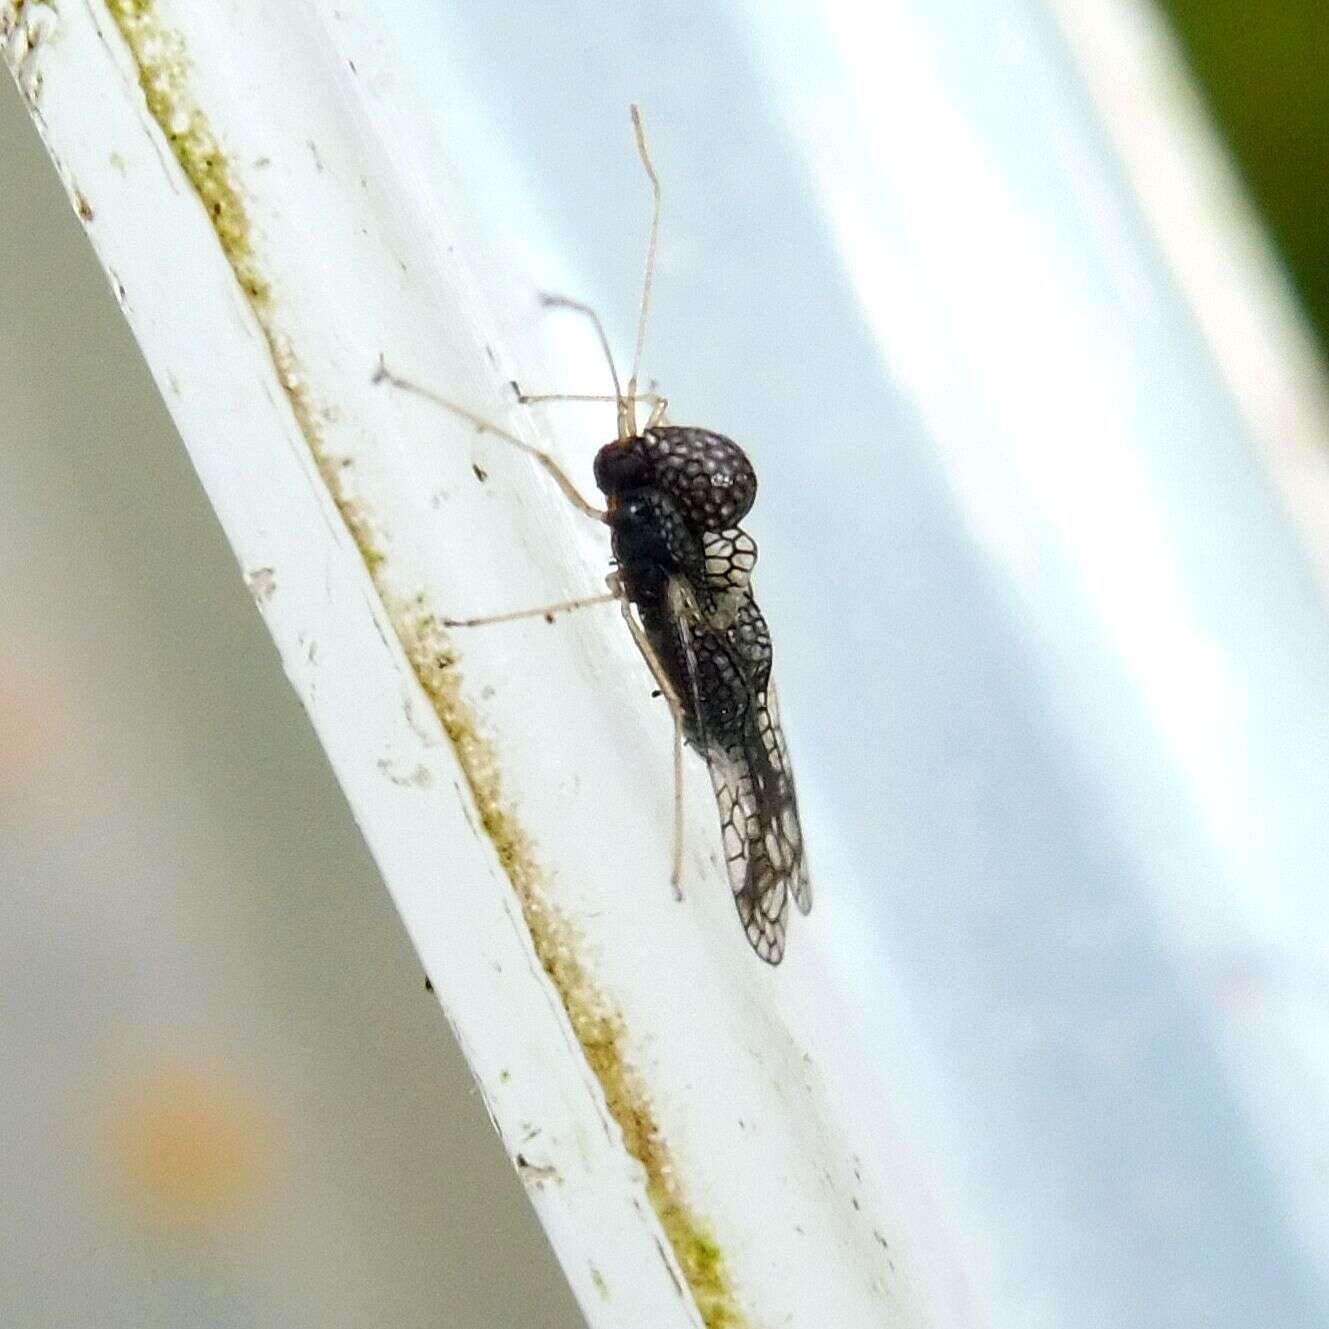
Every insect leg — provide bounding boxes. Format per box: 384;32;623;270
513;388;669;419
443;591;620;628
373;359;606;522
536;294;636;438
619;602;687;902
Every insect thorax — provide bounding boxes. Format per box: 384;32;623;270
608;488;707;605
600;423;774;758
595;427;758;530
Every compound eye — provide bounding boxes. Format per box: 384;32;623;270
641;427;757;529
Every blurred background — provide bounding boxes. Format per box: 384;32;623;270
1161;0;1329;346
3;2;1328;1327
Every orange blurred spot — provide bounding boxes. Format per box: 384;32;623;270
0;661;64;787
103;1060;275;1228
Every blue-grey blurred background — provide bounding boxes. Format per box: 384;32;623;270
4;2;1328;1327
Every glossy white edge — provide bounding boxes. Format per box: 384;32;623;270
1046;0;1329;585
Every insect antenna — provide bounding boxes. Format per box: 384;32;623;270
527;106;663;440
627;103;661;441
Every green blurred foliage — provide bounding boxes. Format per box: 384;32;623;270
1161;2;1329;347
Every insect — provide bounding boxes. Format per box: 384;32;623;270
376;107;811;963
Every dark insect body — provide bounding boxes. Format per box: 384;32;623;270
596;427;810;964
377;108;811;963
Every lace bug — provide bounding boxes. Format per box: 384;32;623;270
376;107;811;962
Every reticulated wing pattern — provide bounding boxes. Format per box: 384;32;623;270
705;738;788;963
754;683;811;917
701;527;758;595
669;574;809;964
